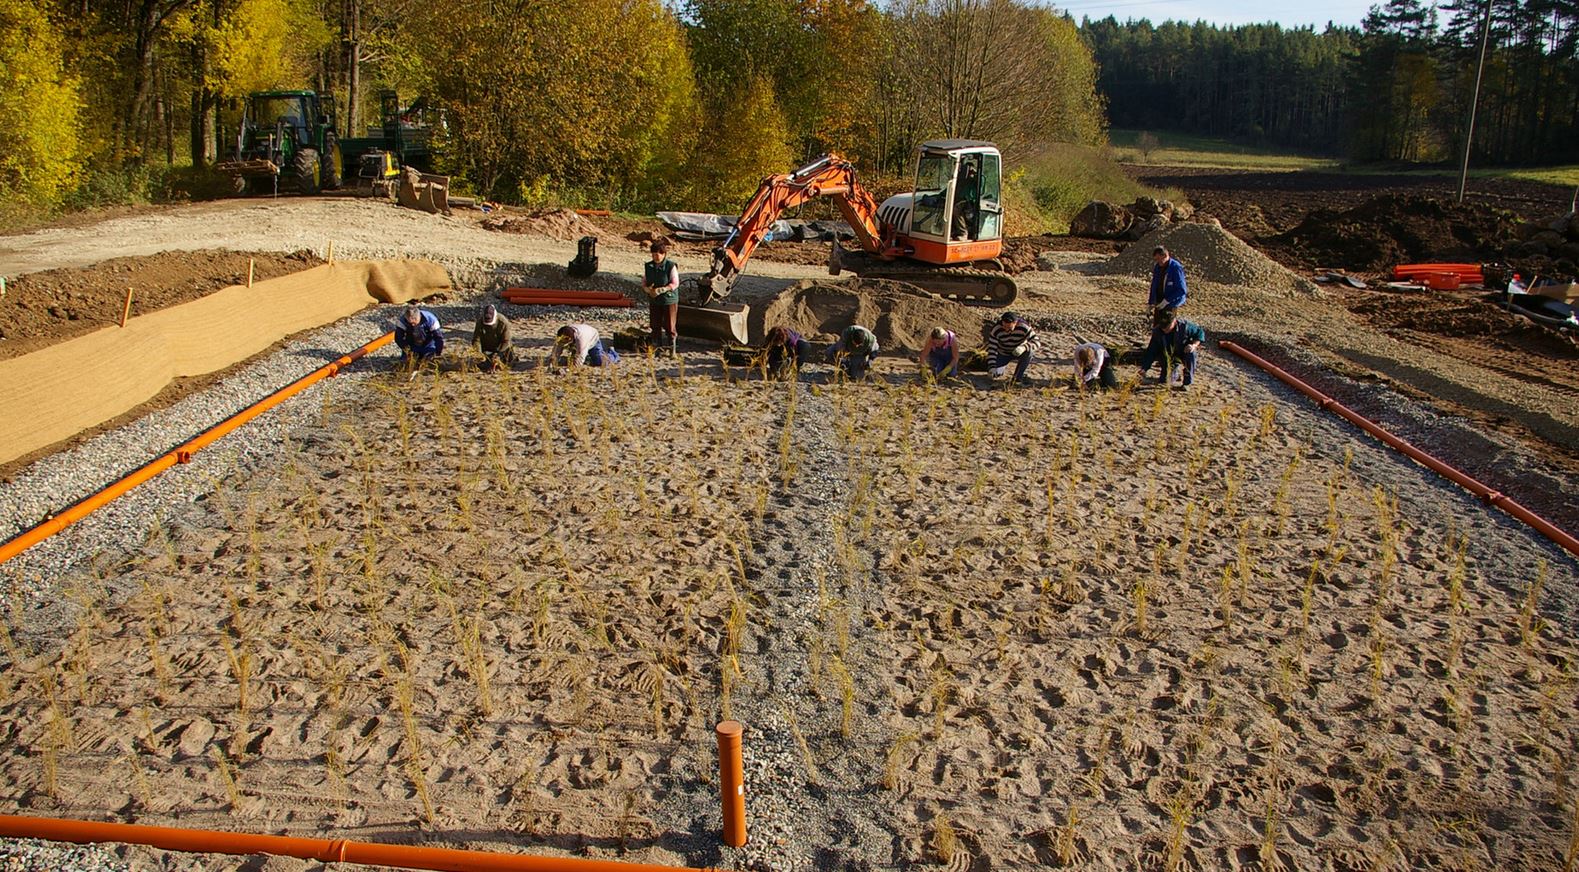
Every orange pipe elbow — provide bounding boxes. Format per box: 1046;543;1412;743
1219;340;1579;559
0;814;716;872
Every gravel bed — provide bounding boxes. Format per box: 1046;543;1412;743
0;838;129;872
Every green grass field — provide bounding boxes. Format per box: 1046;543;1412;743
1109;128;1340;171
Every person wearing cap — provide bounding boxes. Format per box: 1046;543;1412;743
1071;342;1118;391
986;312;1037;385
551;323;620;368
643;239;681;356
918;326;960;378
764;326;811;378
394;305;444;364
1150;246;1188;312
1140;306;1206;388
471;304;513;370
827;324;879;380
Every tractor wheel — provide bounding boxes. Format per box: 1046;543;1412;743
323;133;343;189
294;148;322;196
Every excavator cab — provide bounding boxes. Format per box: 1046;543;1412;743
892;140;1003;265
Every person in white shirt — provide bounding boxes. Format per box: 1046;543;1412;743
550;323;619;367
1072;342;1117;391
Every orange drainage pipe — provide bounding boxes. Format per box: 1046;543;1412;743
715;721;747;848
0;814;716;872
1219;340;1579;559
0;332;394;567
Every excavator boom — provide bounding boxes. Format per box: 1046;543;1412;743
701;154;886;301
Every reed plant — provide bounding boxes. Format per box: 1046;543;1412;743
883;731;920;791
212;747;242;811
1519;561;1548;650
830;657;856;737
930;810;958;865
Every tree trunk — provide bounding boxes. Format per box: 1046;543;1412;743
347;0;362;136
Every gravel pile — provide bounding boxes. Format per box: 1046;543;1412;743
0;839;128;872
1097;221;1321;297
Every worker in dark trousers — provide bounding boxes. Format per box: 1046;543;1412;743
828;324;879;380
471;304;513;370
394;305;444;365
1149;245;1188;312
643;240;680;356
1072;342;1118;391
986;312;1037;385
1140;306;1206;389
764;326;811;378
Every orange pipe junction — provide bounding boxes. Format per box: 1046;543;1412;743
0;814;716;872
1220;340;1579;559
0;332;394;567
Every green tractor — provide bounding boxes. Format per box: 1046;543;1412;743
219;90;343;195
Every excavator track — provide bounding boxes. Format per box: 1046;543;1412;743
846;261;1018;307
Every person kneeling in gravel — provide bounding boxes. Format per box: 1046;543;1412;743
764;326;811;379
919;326;960;379
551;323;620;368
827;324;879;380
986;312;1037;385
1139;307;1206;389
1072;341;1118;391
472;304;514;371
394;305;444;367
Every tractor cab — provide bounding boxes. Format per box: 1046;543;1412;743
881;140;1003;266
220;90;341;195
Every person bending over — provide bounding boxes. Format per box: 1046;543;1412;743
764;326;811;379
394;305;444;365
551;323;620;368
472;304;514;370
1139;307;1206;388
919;326;960;378
827;324;879;380
1072;342;1118;391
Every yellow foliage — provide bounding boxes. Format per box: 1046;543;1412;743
680;76;798;211
0;0;85;206
207;0;335;97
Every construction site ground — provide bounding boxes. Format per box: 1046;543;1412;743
1;193;1577;870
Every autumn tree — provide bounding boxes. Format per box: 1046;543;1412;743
0;0;85;207
418;0;696;202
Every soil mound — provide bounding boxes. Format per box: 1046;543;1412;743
757;278;992;352
1266;194;1517;273
1097;221;1318;295
481;209;604;241
0;249;320;361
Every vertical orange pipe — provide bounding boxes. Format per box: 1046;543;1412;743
716;721;746;847
0;332;393;566
120;288;134;327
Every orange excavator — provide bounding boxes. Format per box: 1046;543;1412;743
697;140;1017;306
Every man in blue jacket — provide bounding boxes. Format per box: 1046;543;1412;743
394;305;445;365
1140;306;1206;388
1149;246;1187;311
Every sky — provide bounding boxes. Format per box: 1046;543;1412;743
1053;0;1378;30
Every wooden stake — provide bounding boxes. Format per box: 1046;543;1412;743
247;258;255;289
120;288;134;328
327;241;335;264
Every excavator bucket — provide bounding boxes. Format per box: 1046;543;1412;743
397;168;450;214
677;302;750;344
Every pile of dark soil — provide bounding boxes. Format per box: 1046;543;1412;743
1265;195;1518;273
0;249;321;360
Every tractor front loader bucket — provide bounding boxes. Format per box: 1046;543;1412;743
677;302;750;344
397;169;450;214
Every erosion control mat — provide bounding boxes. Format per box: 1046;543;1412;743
757;278;991;352
0;259;448;466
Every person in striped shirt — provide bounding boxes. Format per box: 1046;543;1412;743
986;312;1037;385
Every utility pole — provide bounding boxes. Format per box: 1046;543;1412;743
1456;0;1495;203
